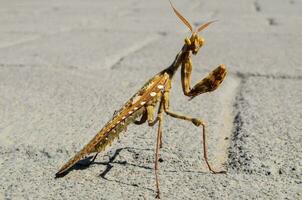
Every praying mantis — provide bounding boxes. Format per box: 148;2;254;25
56;1;227;198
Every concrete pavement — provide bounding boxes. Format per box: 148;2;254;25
0;0;301;199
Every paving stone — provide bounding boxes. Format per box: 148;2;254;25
0;30;158;70
229;76;302;178
0;0;301;199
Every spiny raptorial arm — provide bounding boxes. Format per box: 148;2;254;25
180;54;227;98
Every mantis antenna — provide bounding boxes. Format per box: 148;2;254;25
197;20;217;32
169;0;217;33
169;0;193;32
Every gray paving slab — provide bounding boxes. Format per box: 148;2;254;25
115;32;302;78
0;0;301;199
0;0;137;34
228;76;302;200
229;77;302;176
0;29;158;70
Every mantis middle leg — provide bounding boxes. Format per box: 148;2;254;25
163;80;225;174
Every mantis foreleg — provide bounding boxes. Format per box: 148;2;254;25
181;55;227;99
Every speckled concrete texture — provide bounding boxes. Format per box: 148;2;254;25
0;0;301;199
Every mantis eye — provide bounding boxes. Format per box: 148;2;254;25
198;37;205;45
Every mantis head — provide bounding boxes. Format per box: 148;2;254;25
169;0;217;55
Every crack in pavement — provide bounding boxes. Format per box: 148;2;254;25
233;71;302;80
227;76;254;174
227;72;302;175
109;34;160;70
211;74;241;170
0;28;87;50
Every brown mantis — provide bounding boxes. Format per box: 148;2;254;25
56;1;227;199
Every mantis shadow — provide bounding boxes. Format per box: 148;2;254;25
93;147;153;179
55;155;97;178
55;147;153;179
55;146;209;180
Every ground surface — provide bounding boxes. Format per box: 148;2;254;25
0;0;301;199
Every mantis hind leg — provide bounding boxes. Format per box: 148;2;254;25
139;98;164;198
147;104;164;149
163;89;225;174
153;100;164;199
155;111;163;199
124;99;165;198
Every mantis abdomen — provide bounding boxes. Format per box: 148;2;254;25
56;73;169;175
56;106;145;175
